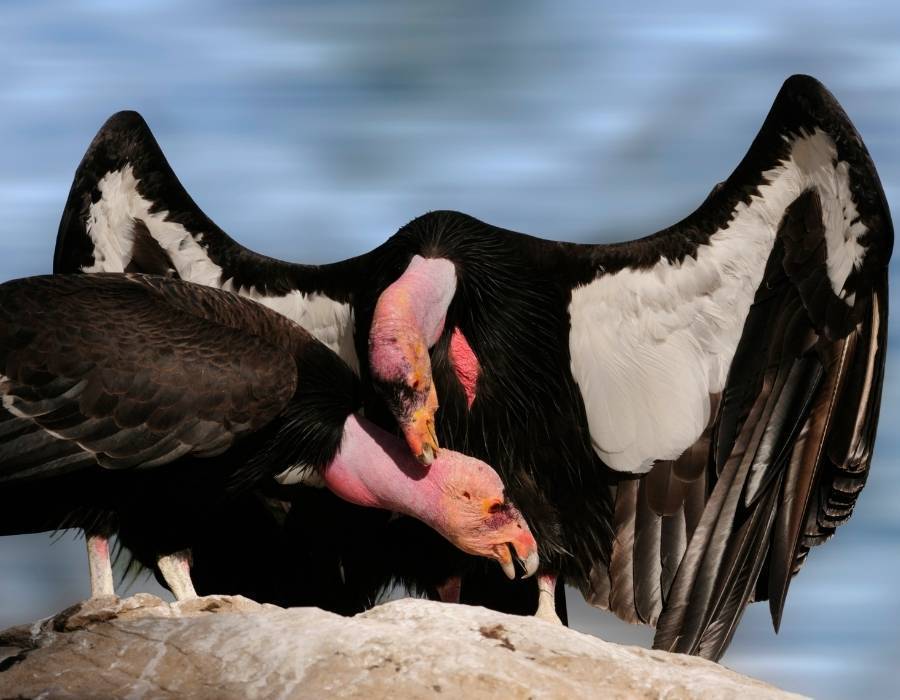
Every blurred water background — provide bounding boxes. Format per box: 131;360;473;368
1;2;898;697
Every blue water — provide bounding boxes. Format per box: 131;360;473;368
1;2;898;697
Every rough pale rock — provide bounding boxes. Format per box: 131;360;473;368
0;595;805;699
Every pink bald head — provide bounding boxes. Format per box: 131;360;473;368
323;414;538;579
369;255;457;465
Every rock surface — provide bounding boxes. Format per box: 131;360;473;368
0;594;804;699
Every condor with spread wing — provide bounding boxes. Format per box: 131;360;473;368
54;75;890;659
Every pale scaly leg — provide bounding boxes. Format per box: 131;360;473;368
535;573;562;624
435;575;461;604
157;549;197;601
86;532;115;598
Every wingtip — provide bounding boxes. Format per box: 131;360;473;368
78;109;159;176
782;73;825;90
768;584;788;633
776;74;845;117
99;109;151;134
770;608;783;634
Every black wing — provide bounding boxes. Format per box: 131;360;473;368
53;110;362;368
55;112;299;289
0;274;297;482
579;75;891;659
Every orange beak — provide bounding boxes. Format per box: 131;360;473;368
401;383;440;465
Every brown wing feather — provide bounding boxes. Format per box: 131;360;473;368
651;192;887;660
607;478;640;623
768;273;886;629
633;485;663;624
0;274;298;481
596;434;712;627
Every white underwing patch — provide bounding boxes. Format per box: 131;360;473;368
82;165;359;372
222;281;359;375
568;129;868;473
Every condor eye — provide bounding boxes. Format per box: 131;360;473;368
488;501;504;514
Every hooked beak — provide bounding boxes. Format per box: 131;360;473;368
491;514;540;579
369;335;441;466
400;384;440;465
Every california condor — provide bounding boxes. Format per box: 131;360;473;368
53;75;891;659
0;274;538;599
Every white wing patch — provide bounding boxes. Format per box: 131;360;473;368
274;463;326;487
568;129;868;473
82;167;141;274
82;165;359;372
223;282;359;374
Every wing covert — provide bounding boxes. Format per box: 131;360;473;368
0;275;297;481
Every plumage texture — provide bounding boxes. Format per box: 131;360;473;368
610;79;891;658
0;275;296;481
50;75;892;660
0;273;360;567
55;113;360;370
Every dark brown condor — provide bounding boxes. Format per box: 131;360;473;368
0;274;538;599
53;75;891;659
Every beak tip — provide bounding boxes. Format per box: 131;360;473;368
499;558;516;580
521;550;540;579
416;436;440;466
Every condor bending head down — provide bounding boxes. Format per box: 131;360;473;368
0;273;538;599
368;255;457;465
50;75;891;661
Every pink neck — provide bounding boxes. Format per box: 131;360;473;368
322;414;450;531
449;326;480;408
371;255;457;352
